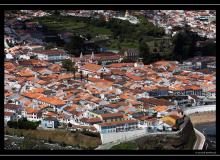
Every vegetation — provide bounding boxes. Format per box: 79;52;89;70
62;59;75;72
64;36;86;56
199;40;216;56
7;118;40;130
5;127;101;149
62;59;78;79
111;142;138;150
44;42;55;50
172;26;202;61
30;55;38;59
29;12;215;64
81;129;100;138
32;14;166;56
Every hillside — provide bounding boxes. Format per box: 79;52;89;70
5;127;101;150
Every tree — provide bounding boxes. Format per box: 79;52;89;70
86;74;89;82
53;10;61;17
100;72;104;79
154;41;158;47
64;36;85;56
44;43;54;50
201;40;216;56
153;48;158;53
62;59;75;72
80;70;83;82
7;118;39;130
139;40;150;56
30;55;38;59
73;66;78;80
159;45;164;53
68;122;72;128
172;29;200;61
85;33;92;41
139;40;150;64
8;100;13;103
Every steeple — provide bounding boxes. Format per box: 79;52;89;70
80;52;83;59
125;10;129;17
91;51;95;60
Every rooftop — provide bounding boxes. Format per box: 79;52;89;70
100;119;138;127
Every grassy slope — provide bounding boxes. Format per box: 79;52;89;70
33;15;168;52
5;127;101;149
36;16;111;35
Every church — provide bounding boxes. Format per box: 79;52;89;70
76;52;111;78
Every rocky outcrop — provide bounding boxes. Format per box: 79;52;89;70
111;116;196;150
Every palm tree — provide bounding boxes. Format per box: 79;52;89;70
100;72;104;79
80;70;83;82
72;62;77;80
86;74;89;82
73;67;76;80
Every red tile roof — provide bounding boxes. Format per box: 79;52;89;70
26;107;38;114
100;119;138;127
81;117;102;123
33;49;65;55
5;112;14;117
81;63;103;72
108;63;134;68
101;113;124;119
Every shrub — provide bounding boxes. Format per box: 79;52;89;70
48;138;53;143
81;130;100;138
111;142;138;150
7;121;18;129
7;119;39;130
60;142;66;147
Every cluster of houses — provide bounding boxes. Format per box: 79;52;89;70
4;10;216;144
4;49;216;134
147;10;216;39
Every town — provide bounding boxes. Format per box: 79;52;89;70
4;10;216;149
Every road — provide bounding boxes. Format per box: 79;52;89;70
193;128;206;150
95;141;120;150
183;105;216;115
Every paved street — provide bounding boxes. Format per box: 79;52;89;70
183;105;216;115
193;128;206;150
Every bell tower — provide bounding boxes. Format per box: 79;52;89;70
125;10;129;17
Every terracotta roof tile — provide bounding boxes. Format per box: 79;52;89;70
25;107;38;114
100;119;138;127
101;113;124;119
108;63;134;68
30;88;46;93
5;112;14;117
18;68;35;77
153;105;168;112
81;63;102;72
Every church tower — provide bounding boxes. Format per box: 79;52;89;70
89;51;97;64
125;10;129;17
80;52;83;59
91;51;95;60
77;52;84;67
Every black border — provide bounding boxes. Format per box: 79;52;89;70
2;4;219;156
0;0;219;4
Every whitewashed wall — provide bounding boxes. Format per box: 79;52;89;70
100;128;147;144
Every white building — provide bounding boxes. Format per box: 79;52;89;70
31;49;68;61
5;53;14;60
